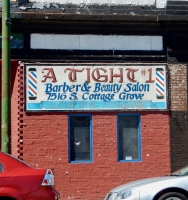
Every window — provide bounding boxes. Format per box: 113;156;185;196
68;114;92;163
117;114;141;162
0;34;24;49
0;163;3;172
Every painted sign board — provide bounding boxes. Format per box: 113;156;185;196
25;64;167;111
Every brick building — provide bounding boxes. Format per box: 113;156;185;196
1;0;188;199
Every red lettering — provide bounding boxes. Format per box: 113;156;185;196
126;68;139;83
91;68;108;82
109;68;123;83
85;68;91;83
41;68;57;83
64;68;84;82
145;68;155;83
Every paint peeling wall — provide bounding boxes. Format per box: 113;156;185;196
27;0;188;1
28;0;163;7
29;0;154;4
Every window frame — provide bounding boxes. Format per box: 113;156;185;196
68;114;93;163
117;114;142;162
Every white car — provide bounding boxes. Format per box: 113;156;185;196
104;166;188;200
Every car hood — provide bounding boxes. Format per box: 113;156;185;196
110;176;179;192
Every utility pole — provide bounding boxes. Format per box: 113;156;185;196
1;0;11;153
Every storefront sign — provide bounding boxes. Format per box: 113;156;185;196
25;64;167;111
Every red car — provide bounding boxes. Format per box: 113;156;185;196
0;151;59;200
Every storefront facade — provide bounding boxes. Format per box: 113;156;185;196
3;0;188;199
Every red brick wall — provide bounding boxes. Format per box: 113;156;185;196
168;64;187;111
20;112;170;200
10;63;170;200
168;64;188;171
11;61;23;158
0;61;22;157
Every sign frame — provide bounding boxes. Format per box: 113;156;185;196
24;63;168;112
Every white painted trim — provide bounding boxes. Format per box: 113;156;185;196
30;34;163;51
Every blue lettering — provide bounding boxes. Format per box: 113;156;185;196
69;92;78;100
111;94;115;100
58;93;66;100
62;82;69;92
124;83;132;92
53;85;59;92
93;83;101;92
119;92;144;100
89;94;94;100
82;93;89;100
75;85;81;92
136;93;144;99
145;84;150;92
81;82;91;92
45;83;53;93
124;82;150;92
49;93;57;100
119;92;125;100
130;94;135;100
69;85;75;92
